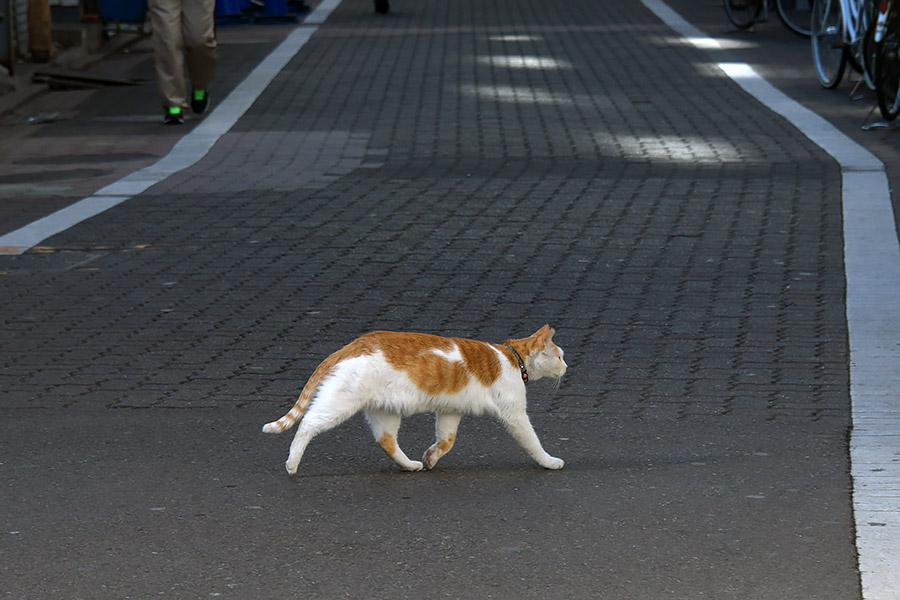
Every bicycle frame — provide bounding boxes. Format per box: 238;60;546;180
841;0;866;43
875;0;892;42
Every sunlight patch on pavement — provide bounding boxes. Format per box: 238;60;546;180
476;55;573;70
459;83;572;106
594;132;744;163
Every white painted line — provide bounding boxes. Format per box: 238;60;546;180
844;167;900;600
0;2;340;255
717;62;883;171
0;196;128;253
304;0;342;24
641;2;900;598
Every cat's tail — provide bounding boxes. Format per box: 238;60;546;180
261;400;307;434
261;350;345;434
263;369;321;433
261;376;321;433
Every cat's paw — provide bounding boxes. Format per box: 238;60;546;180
405;460;424;472
543;457;565;470
285;461;299;475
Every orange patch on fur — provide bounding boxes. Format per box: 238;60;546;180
436;433;456;453
371;331;502;395
378;433;398;456
456;338;501;386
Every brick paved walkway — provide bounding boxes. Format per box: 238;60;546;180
0;1;862;598
1;0;849;419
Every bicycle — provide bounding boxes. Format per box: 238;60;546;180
724;0;813;36
811;0;877;89
873;0;900;119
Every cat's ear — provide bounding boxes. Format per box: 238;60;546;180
535;324;555;347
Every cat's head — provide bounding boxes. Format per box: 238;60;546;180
523;324;567;380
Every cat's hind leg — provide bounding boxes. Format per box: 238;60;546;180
498;411;565;470
423;412;462;470
285;394;363;475
364;410;423;472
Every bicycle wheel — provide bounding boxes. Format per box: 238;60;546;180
811;0;847;88
861;19;879;90
725;0;762;29
776;0;812;36
875;21;900;120
844;3;877;89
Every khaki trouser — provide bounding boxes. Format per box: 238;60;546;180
148;0;217;111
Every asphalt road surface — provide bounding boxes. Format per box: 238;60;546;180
3;0;897;597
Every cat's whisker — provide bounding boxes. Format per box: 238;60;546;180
549;375;563;398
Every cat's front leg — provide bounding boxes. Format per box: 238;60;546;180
365;410;423;472
423;413;462;470
499;412;565;470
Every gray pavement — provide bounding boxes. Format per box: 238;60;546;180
0;0;888;597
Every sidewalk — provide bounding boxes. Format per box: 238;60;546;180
0;21;299;237
0;0;894;598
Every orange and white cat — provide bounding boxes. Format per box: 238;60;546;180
262;325;567;474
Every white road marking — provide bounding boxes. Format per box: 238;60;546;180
641;2;900;598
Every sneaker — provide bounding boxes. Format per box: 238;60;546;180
164;106;184;125
191;89;209;115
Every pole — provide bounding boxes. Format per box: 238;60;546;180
28;0;52;62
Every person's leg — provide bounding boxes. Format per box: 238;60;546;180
148;0;187;114
182;0;217;112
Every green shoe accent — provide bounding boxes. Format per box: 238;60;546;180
164;106;184;125
190;89;210;115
